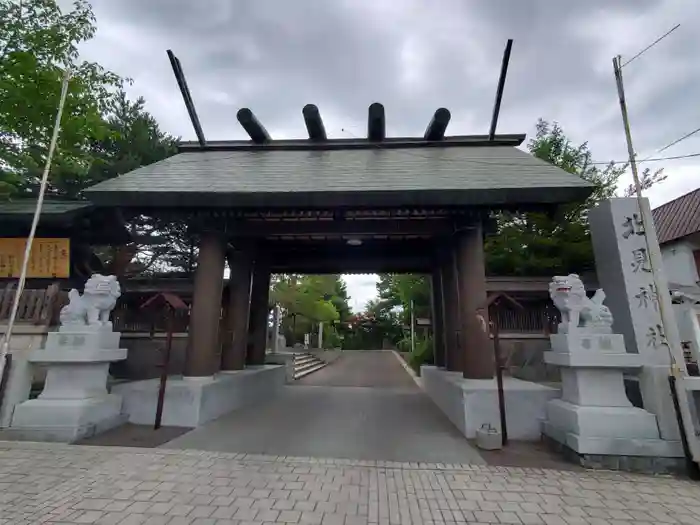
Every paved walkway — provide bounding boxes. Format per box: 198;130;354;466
165;352;484;465
298;351;418;388
2;441;700;525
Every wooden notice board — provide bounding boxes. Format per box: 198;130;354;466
0;238;70;278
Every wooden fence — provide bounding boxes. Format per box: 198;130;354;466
489;301;559;333
0;282;66;326
112;304;190;333
0;285;558;334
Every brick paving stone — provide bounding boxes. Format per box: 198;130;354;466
0;442;699;525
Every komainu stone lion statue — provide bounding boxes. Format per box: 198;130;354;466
549;274;613;334
59;274;121;327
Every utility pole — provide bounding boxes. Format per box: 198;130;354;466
612;52;700;469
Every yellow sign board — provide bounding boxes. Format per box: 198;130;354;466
0;238;70;278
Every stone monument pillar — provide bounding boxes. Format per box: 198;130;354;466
589;198;690;442
543;274;683;468
10;275;127;442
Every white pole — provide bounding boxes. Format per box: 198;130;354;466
318;321;323;349
0;70;71;382
410;299;415;354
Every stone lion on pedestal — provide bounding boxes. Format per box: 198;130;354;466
549;274;613;334
59;274;121;327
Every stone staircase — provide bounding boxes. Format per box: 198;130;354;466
293;352;327;379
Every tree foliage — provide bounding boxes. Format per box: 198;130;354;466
0;0;186;277
343;274;431;350
0;0;124;198
484;119;666;276
271;274;351;347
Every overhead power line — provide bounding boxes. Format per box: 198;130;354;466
656;126;700;155
621;24;681;67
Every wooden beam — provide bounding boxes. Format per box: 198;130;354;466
236;108;271;144
166;50;206;147
488;39;514;141
424;108;451;141
227;218;451;237
178;133;527;152
302;104;327;141
367;102;386;141
268;255;432;273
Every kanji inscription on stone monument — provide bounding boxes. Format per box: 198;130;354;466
635;284;658;311
621;213;645;239
646;324;669;349
631;247;652;273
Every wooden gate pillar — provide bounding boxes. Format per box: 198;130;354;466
221;248;253;371
455;220;493;379
431;258;446;368
441;241;461;372
184;232;226;377
247;260;271;365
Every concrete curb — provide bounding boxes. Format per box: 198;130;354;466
391;350;423;389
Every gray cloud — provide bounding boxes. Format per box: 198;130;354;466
67;0;699;208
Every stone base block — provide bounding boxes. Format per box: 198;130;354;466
9;395;125;443
421;366;560;440
114;365;286;427
542;433;686;474
546;399;660;439
543;399;683;459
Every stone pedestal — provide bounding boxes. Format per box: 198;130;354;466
421;366;559;440
9;324;127;442
543;332;682;460
0;324;50;428
114;365;286;427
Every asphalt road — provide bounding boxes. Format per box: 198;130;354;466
164;351;485;464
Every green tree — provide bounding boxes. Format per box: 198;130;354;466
271;274;351;347
485;119;665;275
0;0;124;197
346;274;431;350
376;274;431;324
85;92;181;277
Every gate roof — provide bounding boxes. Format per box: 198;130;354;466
84;135;592;209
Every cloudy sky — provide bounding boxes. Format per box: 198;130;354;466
64;0;700;310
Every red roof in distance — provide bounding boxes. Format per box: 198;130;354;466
652;188;700;245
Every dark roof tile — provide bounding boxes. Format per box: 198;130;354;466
85;146;593;208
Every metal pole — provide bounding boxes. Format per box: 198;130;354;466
410;299;416;354
154;309;173;430
492;311;508;446
613;55;700;468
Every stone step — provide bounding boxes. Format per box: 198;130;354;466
295;359;324;374
292;352;327;379
294;362;327;380
294;356;317;366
